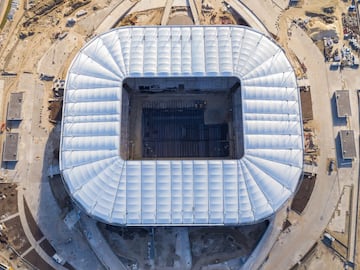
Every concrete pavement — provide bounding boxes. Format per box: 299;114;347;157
225;0;269;36
94;0;139;35
239;0;284;35
17;189;68;270
335;69;360;265
80;215;127;270
161;0;174;25
12;73;104;269
243;24;343;270
188;0;199;25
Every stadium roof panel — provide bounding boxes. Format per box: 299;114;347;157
60;25;303;226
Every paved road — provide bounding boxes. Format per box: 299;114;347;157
80;215;127;270
13;73;104;269
161;0;173;25
0;0;9;26
245;25;353;270
94;0;139;35
334;69;360;265
239;0;284;35
225;0;269;35
188;0;199;25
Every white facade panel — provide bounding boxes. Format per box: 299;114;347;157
141;161;157;224
60;26;303;226
170;161;183;223
208;161;224;224
182;161;194;224
143;28;157;75
170;28;182;74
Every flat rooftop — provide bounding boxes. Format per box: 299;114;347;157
7;92;23;121
2;133;19;162
335;90;351;118
339;130;356;159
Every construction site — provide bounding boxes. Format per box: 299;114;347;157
0;0;359;270
123;77;241;160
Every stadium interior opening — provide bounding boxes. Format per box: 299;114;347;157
121;76;244;160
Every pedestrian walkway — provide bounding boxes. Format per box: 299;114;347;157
17;190;67;270
161;0;173;25
0;212;19;223
188;0;199;25
80;215;127;270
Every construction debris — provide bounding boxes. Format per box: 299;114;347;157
304;125;319;166
340;46;359;67
64;0;91;17
31;0;64;16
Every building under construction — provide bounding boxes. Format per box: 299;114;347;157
60;25;303;226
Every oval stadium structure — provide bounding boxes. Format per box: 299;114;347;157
60;25;303;226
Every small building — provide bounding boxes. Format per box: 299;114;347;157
7;92;23;121
335;90;351;118
339;130;356;160
2;132;19;162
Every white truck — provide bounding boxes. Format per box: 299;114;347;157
52;254;66;265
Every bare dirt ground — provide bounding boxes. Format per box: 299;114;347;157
23;249;54;270
4;216;31;254
2;1;354;270
0;251;26;270
196;0;241;25
0;183;17;217
23;197;44;242
118;8;163;26
293;241;346;270
276;0;349;77
291;175;316;214
0;1;113;269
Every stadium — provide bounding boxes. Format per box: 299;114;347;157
59;25;303;226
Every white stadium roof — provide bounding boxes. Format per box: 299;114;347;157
60;25;303;226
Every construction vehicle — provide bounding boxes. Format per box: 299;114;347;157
0;123;5;134
0;262;12;270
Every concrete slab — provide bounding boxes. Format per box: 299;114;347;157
7;92;23;121
328;186;351;233
161;0;173;25
64;209;80;230
2;132;19;162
